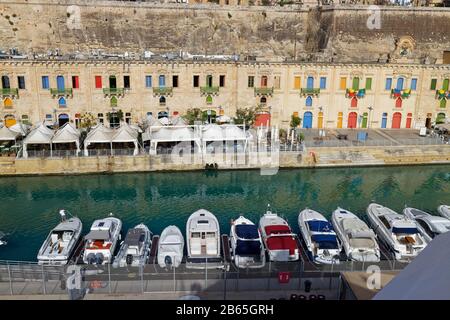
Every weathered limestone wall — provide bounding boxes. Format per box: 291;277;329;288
0;1;449;62
1;145;450;176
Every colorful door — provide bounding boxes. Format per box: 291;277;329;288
351;97;358;108
303;111;313;128
337;112;343;128
406;113;412;128
381;113;388;128
318;112;323;129
58;114;69;127
395;97;403;108
361;112;368;128
396;77;404;90
307;76;314;89
347;112;357;128
425;114;432;128
4;115;16;128
392;112;402;129
436;113;446;124
255;112;271;127
56;76;65;90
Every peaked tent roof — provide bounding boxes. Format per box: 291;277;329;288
112;124;138;143
23;123;54;145
201;124;225;141
8;123;30;136
0;125;20;141
145;126;200;142
84;124;114;144
222;125;247;140
373;231;450;300
52;123;80;144
202;124;247;141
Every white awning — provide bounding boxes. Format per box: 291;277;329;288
0;125;20;141
202;124;247;141
145;126;200;142
22;123;54;158
52;123;81;154
83;124;114;156
8;123;29;136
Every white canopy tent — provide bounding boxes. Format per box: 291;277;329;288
0;125;21;141
22;123;54;158
111;123;139;156
143;126;201;155
51;123;81;156
8;123;30;137
201;124;248;154
83;124;114;156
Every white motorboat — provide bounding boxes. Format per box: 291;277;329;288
113;223;152;268
298;208;341;264
83;215;122;265
158;225;185;268
437;205;450;220
403;207;450;243
367;203;427;261
230;216;265;269
186;209;222;268
331;207;380;262
259;206;299;262
37;210;82;265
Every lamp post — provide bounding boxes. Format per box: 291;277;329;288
368;106;373;129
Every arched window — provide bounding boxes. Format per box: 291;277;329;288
351;96;358;108
159;96;166;105
110;96;118;107
58;114;69;127
3;97;13;108
4;114;16;127
305;96;313;107
440;98;447;109
58;97;67;108
206;95;213;105
436;112;446;124
396;97;403;108
347;112;357;128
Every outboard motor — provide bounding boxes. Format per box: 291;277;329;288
164;255;173;267
126;254;133;265
95;253;104;265
86;253;96;264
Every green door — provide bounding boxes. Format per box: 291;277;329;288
361;112;368;128
443;79;449;91
440;98;447;109
352;77;360;90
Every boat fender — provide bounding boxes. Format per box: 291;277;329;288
86;253;96;264
165;255;173;266
95;252;104;265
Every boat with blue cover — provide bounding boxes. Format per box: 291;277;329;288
298;208;342;264
230;216;266;269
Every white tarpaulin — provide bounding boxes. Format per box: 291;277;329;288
52;123;81;154
111;124;139;156
8;123;29;136
373;231;450;300
0;125;20;141
83;124;114;156
202;124;247;141
143;126;201;155
22;123;54;158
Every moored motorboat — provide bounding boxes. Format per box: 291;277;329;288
83;214;122;265
403;207;450;243
259;205;299;262
298;208;341;264
186;209;222;268
437;205;450;220
158;225;185;268
37;210;82;265
0;231;7;246
113;223;152;268
367;203;427;261
230;216;265;269
331;207;380;262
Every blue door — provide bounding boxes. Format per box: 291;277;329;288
159;75;165;87
303;111;313;128
307;76;314;89
381;113;387;128
396;77;404;90
57;76;65;90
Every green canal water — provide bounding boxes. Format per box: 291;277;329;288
0;165;449;261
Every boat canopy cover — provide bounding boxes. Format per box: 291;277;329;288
307;220;334;233
124;229;145;246
85;230;110;240
235;239;261;255
264;225;291;236
235;224;259;240
311;234;339;249
392;227;419;235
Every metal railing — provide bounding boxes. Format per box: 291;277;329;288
302;137;446;148
200;86;220;95
300;88;320;95
102;88;124;95
50;88;73;96
152;87;173;96
254;87;274;96
0;88;19;97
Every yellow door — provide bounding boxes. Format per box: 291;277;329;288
294;76;301;89
337;112;343;128
318;112;323;129
340;77;347;90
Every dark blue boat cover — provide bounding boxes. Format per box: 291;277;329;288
307;220;334;233
235;224;259;240
311;234;339;249
235;239;261;255
392;227;419;235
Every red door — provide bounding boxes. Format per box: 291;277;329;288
347;112;357;128
406;113;412;129
392;112;402;129
255;113;271;127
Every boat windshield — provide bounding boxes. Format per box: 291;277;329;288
312;234;339;249
307;221;334;233
392;227;419;235
235;225;259;240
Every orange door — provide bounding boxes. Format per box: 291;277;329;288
347;112;357;128
337;112;343;128
255;113;271;127
406;113;412;129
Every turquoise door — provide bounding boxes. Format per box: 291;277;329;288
303;112;313;128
